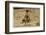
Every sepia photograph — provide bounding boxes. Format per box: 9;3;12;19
13;8;40;27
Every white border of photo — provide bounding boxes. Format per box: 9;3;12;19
9;3;43;32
